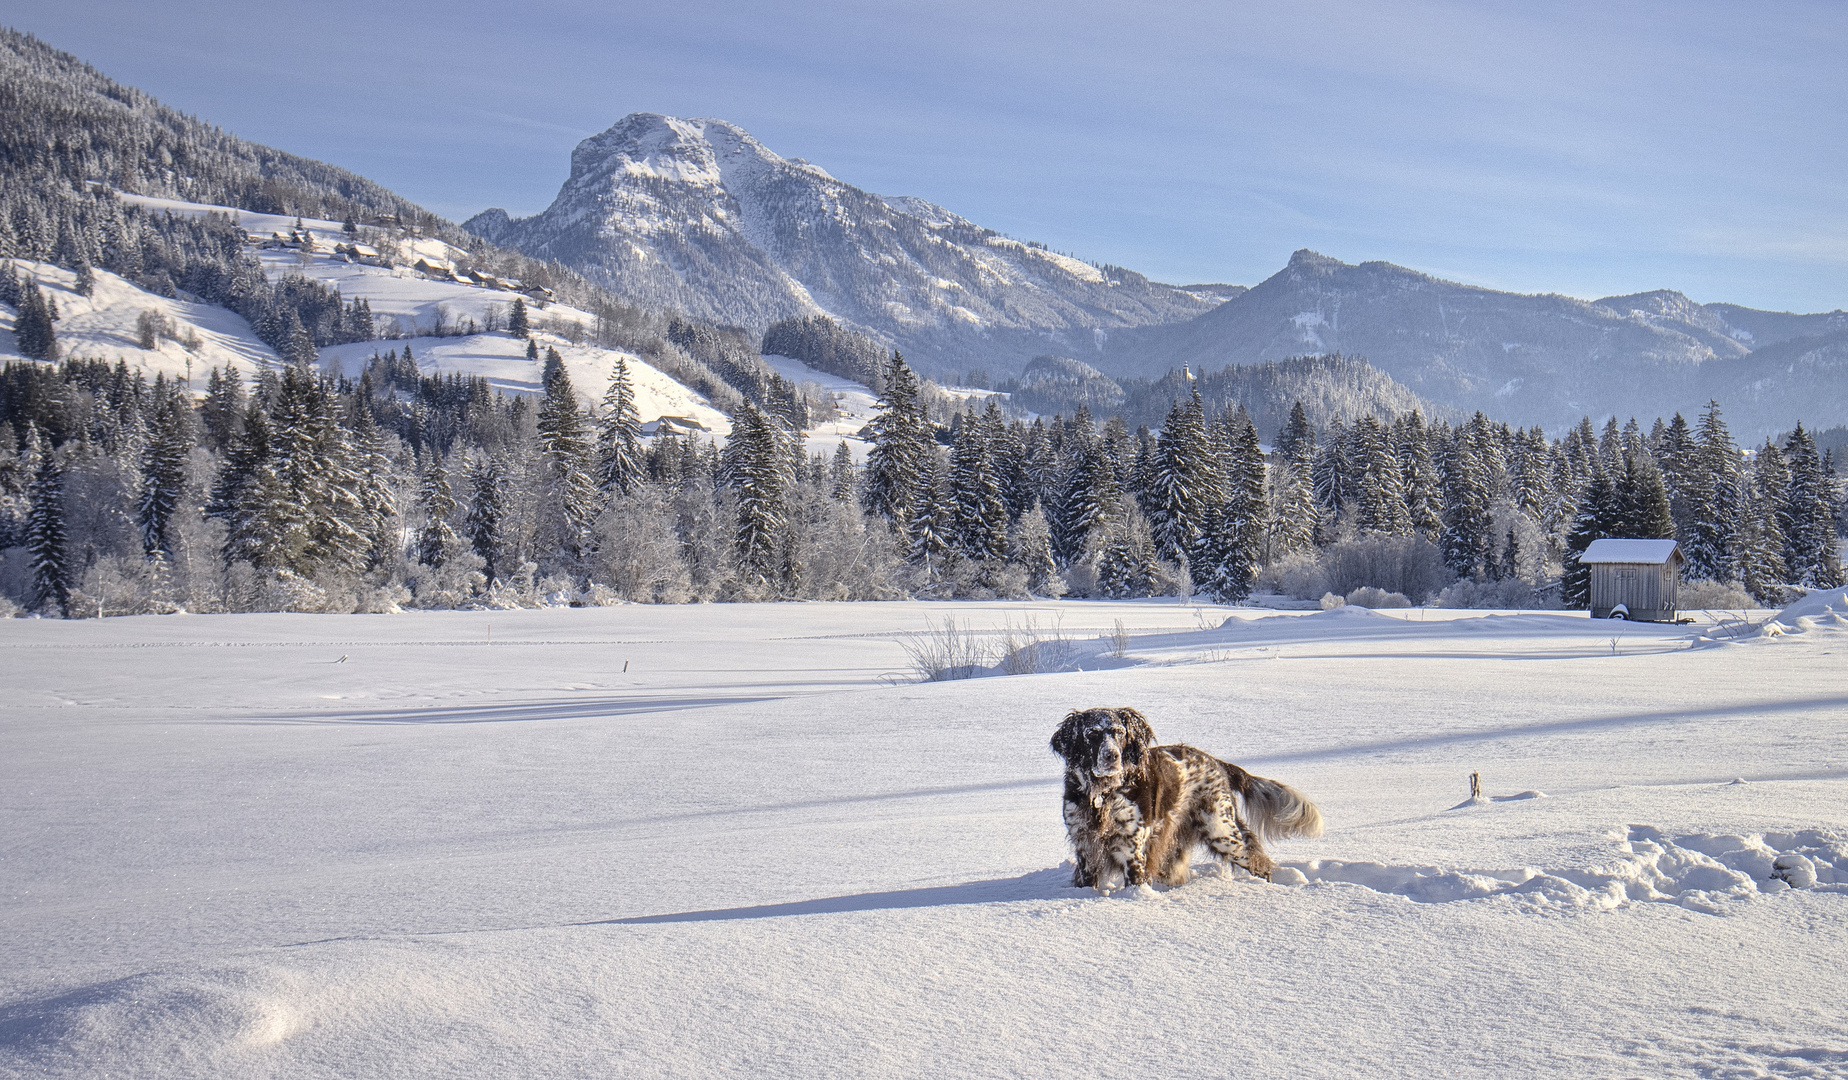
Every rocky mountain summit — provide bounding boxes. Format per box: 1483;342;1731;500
464;114;1220;376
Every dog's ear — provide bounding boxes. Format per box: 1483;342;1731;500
1116;707;1155;766
1050;711;1083;760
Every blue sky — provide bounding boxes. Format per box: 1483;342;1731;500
12;0;1846;311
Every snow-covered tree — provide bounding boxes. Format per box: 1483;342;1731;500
415;455;459;569
863;352;929;528
136;376;191;559
595;358;644;496
465;453;507;582
26;434;71;616
950;404;1007;562
533;358;600;568
1782;423;1845;588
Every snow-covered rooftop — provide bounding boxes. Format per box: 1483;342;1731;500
1581;538;1682;564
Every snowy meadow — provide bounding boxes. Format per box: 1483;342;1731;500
3;597;1846;1078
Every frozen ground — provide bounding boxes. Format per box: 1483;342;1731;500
2;598;1846;1078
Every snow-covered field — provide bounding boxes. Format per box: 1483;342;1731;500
2;599;1846;1078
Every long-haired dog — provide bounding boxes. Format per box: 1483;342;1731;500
1051;707;1324;891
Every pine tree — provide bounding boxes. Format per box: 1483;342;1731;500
535;357;599;567
72;261;95;297
1147;392;1212;571
863;352;929;528
1398;411;1444;539
1441;433;1495;578
907;450;955;571
1735;466;1789;604
509;297;530;338
1562;467;1621;608
1616;451;1675;539
1351;416;1410;536
1010;502;1059;595
595;358;644;496
201;366;247;451
1207;413;1266;602
282;312;316;371
14;277;59;360
1681;401;1740;581
1275;401;1315;463
136;377;192;559
950;404;1007;561
828;441;856;503
415;455;459;568
26;434;71;616
724;401;790;584
1782;423;1845;588
465;454;507;582
348;405;400;570
1053;436;1118;566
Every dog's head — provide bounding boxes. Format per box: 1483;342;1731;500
1051;707;1156;786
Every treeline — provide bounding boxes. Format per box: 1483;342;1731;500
5;347;1837;618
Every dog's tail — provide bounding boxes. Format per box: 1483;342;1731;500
1219;759;1324;843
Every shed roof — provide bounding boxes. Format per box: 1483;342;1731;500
1582;538;1682;565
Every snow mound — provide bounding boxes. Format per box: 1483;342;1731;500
1280;825;1847;913
1765;586;1848;629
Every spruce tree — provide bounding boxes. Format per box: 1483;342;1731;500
1009;502;1059;595
26;435;71;616
1675;402;1738;580
535;357;599;566
1562;467;1621;608
595;358;644;496
14;278;59;361
828;442;856;503
863;352;928;528
1398;412;1444;539
465;454;507;582
415;456;459;568
950;405;1007;561
1616;451;1675;539
908;450;955;572
1207;413;1266;602
1351;416;1409;536
1782;424;1845;587
136;378;192;559
509;297;530;338
1275;401;1315;463
1441;434;1495;578
724;401;791;584
1147;392;1211;571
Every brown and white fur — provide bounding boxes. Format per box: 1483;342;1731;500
1051;707;1324;891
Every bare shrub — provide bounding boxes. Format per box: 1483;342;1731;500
1433;577;1548;609
1109;618;1130;658
1000;614;1075;675
1345;586;1411;608
1679;578;1755;610
900;618;994;681
1319;535;1453;601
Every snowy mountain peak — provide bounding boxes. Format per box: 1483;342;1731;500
467;113;1215;376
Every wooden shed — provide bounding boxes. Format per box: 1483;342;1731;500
1582;538;1683;621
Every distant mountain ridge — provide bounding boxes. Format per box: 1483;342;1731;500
464;114;1221;377
1092;250;1847;436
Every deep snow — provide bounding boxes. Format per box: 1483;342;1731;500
1;599;1845;1078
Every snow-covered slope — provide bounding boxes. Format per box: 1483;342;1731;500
1;259;278;381
3;196;733;433
465;114;1221;376
2;600;1844;1078
321;332;731;439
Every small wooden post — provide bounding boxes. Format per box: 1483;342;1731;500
1469;772;1482;800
